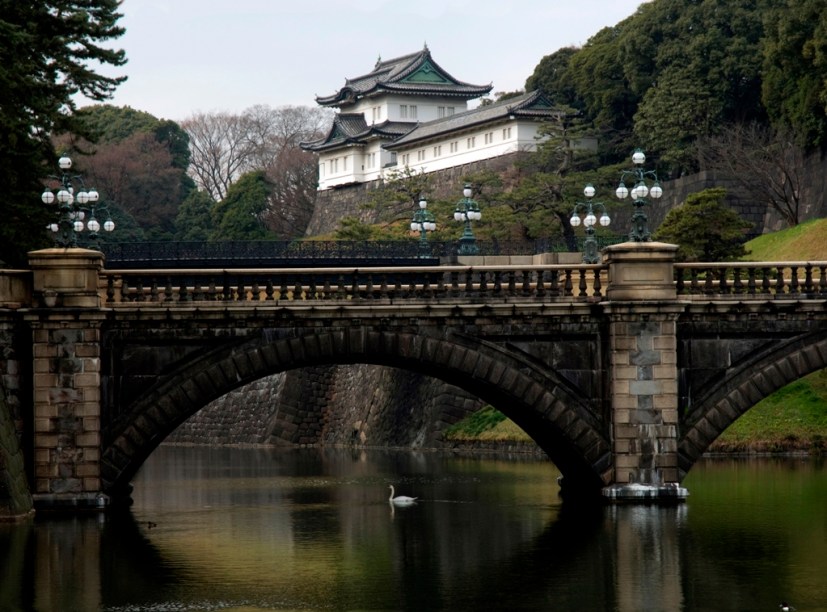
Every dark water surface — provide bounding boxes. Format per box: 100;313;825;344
1;447;825;611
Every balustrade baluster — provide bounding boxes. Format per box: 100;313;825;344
578;269;587;297
592;269;602;297
463;270;473;296
493;271;503;296
775;266;786;295
450;270;460;297
294;280;303;300
323;279;332;300
336;275;346;300
789;266;800;295
747;268;756;295
733;268;743;294
507;271;517;296
379;275;389;299
563;269;573;297
421;274;431;298
164;277;174;302
351;273;360;299
804;264;814;294
265;279;274;301
106;276;116;303
550;270;560;295
479;271;488;297
820;266;827;296
718;268;728;295
437;272;446;297
149;280;159;302
193;280;203;301
135;279;145;302
761;268;771;295
690;268;700;294
308;278;318;300
365;275;374;299
179;279;189;302
703;269;714;295
536;270;546;297
279;278;289;301
676;271;685;295
521;270;531;296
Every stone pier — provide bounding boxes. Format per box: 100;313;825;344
602;242;688;502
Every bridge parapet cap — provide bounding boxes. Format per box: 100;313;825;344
604;242;678;301
28;247;104;308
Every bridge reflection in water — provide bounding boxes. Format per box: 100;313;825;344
2;243;827;512
1;448;823;611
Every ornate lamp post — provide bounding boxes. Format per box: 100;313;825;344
454;183;481;255
615;148;663;241
41;154;115;248
410;195;437;257
570;183;611;263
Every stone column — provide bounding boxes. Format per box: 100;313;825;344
602;242;688;502
25;248;108;510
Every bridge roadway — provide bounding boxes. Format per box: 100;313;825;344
2;242;827;513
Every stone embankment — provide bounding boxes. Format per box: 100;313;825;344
168;365;486;450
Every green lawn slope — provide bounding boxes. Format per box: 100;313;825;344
447;220;827;453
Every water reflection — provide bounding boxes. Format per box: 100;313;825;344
0;449;824;611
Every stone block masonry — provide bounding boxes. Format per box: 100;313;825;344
169;364;483;449
29;316;107;507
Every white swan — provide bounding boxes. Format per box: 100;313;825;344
388;485;417;505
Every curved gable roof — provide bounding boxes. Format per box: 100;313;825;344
315;45;492;107
300;114;414;152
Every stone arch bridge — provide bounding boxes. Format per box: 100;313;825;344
1;244;826;512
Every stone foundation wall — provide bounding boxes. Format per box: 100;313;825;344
306;150;827;240
305;153;524;236
168;365;486;449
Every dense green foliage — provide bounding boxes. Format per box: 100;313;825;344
524;0;827;176
0;1;126;264
69;105;195;241
653;188;752;261
210;171;273;240
762;0;827;147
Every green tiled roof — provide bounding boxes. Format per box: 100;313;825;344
315;45;492;107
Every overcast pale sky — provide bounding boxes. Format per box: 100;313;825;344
85;0;647;121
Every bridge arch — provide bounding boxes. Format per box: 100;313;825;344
678;330;827;475
100;326;611;500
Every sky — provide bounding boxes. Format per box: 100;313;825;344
82;0;647;121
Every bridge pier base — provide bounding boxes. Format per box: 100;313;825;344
26;248;109;511
602;242;688;503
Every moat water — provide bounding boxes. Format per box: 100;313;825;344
1;446;825;611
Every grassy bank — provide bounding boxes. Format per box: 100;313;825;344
445;221;827;453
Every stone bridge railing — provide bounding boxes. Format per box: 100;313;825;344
96;261;827;305
675;262;827;298
99;264;608;305
2;259;827;308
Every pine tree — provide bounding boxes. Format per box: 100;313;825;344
0;1;126;264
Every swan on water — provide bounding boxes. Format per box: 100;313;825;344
388;485;417;505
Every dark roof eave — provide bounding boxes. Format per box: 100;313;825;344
383;113;559;151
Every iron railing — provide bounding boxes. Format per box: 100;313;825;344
101;239;575;269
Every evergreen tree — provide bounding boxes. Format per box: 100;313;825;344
0;1;126;264
762;0;827;147
210;171;273;240
652;188;752;261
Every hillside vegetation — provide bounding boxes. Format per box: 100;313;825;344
447;222;827;453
